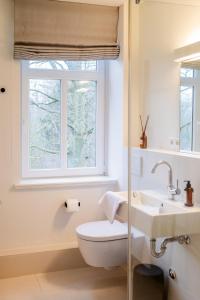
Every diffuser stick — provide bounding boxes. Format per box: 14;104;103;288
140;115;144;133
139;115;149;149
144;115;149;134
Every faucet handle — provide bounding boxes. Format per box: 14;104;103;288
168;180;181;200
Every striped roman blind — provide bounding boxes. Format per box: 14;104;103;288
14;0;120;60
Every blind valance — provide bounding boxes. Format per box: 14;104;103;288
14;0;120;60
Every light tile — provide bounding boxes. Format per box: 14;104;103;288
0;274;40;299
0;267;127;300
36;267;126;293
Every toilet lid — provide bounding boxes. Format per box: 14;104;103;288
76;220;128;242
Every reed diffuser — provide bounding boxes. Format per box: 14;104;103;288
139;115;149;149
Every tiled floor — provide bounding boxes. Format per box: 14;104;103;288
0;267;127;300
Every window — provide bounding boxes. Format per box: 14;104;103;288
180;67;200;152
21;60;105;178
180;85;194;151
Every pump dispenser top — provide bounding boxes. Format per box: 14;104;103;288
184;181;191;189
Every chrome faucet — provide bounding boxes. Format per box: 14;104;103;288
151;160;180;200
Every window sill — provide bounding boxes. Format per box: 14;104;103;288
14;176;118;190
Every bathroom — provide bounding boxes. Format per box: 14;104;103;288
1;0;200;299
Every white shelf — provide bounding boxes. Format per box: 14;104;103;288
133;147;200;159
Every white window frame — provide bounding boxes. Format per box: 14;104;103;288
21;60;105;178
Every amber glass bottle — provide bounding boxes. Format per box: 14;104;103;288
184;181;194;207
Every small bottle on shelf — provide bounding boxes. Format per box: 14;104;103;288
184;181;194;207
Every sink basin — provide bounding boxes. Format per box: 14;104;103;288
117;190;200;238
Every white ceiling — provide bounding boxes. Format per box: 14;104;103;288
55;0;200;6
57;0;124;6
56;0;200;6
144;0;200;6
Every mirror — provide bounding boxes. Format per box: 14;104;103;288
179;66;200;152
175;42;200;153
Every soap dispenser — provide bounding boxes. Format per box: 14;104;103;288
184;181;194;207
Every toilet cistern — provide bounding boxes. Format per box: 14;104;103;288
151;160;181;200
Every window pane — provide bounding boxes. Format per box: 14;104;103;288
29;79;61;169
180;68;194;78
180;85;193;151
67;81;97;168
29;60;97;71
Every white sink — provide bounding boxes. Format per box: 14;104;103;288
117;190;200;238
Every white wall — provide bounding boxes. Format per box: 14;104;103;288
137;1;200;150
0;0;127;255
133;148;200;300
108;5;129;190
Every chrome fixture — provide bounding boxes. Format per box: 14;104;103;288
150;235;191;258
151;160;181;200
169;268;176;280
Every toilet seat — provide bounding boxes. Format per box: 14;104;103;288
76;220;128;242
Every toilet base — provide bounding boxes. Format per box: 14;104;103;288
78;237;127;268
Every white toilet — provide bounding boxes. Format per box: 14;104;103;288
76;220;128;268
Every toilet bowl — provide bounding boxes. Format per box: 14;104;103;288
76;220;128;268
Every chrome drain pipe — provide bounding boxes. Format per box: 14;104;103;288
150;235;191;258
